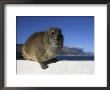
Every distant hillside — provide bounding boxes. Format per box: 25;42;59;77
16;44;94;59
60;46;84;55
60;46;94;56
16;44;24;59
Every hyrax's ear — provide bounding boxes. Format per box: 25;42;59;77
47;27;51;31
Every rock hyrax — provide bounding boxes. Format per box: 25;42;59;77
22;27;64;69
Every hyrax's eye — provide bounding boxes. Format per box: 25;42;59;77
51;31;55;35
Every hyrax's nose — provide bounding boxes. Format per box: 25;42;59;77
59;34;63;37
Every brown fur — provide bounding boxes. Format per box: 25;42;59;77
22;27;63;69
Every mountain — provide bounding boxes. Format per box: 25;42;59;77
59;46;85;55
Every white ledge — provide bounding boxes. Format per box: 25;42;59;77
17;60;94;74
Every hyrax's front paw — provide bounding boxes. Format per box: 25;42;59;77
40;63;49;69
51;58;59;63
41;65;48;69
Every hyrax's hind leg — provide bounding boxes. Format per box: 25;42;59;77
22;46;31;60
22;51;32;60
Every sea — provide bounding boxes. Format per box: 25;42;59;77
57;55;94;61
16;55;94;61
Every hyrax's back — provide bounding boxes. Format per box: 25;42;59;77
22;32;47;62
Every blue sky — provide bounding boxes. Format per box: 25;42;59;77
16;16;94;52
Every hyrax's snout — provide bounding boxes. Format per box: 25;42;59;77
57;34;63;39
53;34;63;42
